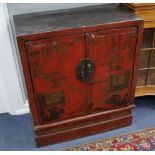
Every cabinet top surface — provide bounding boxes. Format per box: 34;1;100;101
13;4;142;37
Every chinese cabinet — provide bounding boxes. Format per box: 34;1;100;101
13;4;143;147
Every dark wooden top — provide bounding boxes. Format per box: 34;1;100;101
13;4;142;37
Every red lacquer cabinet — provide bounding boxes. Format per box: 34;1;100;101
13;4;143;147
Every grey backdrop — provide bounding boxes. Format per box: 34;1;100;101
7;3;102;15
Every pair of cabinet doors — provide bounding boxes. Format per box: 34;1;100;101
26;27;137;125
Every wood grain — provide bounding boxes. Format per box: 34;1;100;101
122;3;155;97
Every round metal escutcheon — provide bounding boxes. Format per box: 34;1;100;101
76;59;96;82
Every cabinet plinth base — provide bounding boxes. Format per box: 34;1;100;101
35;107;133;147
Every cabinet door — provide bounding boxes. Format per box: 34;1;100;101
85;28;137;113
26;34;86;124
